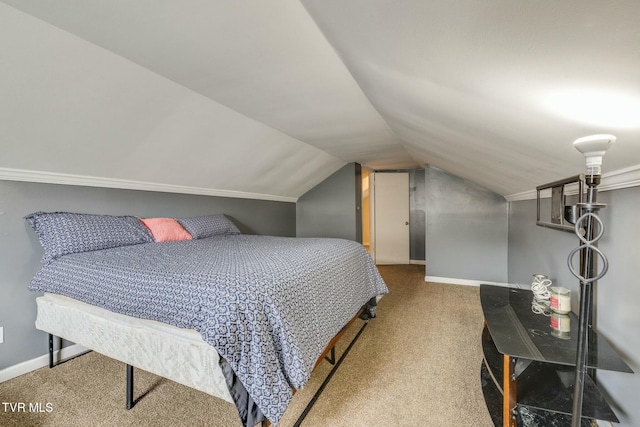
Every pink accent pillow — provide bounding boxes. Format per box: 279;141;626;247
141;218;192;242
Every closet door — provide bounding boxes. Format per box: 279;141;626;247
374;172;410;264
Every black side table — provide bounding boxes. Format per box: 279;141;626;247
479;284;632;427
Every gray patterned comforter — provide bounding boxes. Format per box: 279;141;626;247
29;235;388;424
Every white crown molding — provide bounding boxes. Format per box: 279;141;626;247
505;164;640;202
0;167;298;203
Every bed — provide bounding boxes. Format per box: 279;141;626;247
25;212;388;426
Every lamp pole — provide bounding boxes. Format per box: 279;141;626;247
568;135;615;427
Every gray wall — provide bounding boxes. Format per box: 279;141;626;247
425;166;508;282
0;180;295;370
508;187;640;427
296;163;361;242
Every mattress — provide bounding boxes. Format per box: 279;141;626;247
36;292;233;404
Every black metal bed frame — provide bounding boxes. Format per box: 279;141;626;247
48;334;137;410
47;317;370;427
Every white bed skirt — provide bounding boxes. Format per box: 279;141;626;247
35;293;233;404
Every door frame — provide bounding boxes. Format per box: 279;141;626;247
366;168;376;262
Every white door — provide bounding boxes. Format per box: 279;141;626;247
374;172;410;264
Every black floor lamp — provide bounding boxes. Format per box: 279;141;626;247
568;134;615;427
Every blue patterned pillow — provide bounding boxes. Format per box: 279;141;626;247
176;214;240;239
25;212;154;264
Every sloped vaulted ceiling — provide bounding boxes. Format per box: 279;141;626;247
301;0;640;196
1;1;639;200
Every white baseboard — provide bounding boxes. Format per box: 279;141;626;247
0;344;88;383
409;260;426;265
425;275;511;287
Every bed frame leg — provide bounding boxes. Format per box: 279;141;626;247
324;346;336;365
48;334;55;368
126;364;134;410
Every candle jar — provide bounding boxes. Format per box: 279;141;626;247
550;286;571;314
550;312;571;339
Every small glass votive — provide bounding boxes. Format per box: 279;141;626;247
550;286;571;314
550;312;571;339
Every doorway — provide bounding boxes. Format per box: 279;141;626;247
372;172;410;264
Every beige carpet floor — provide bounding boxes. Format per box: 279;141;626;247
0;265;493;427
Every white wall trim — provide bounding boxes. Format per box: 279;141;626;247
0;344;88;383
410;260;426;265
425;275;511;288
0;167;298;203
505;164;640;201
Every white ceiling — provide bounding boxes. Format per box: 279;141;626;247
1;0;639;200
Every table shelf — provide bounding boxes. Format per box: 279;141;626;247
481;285;631;372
